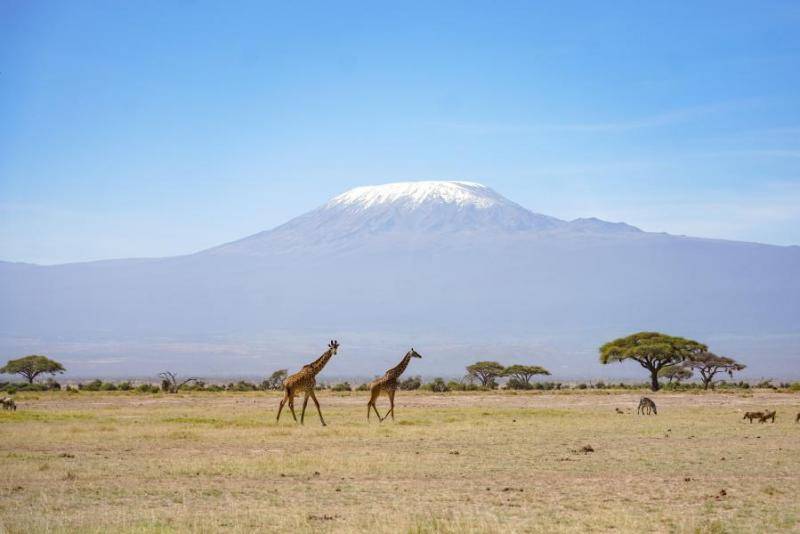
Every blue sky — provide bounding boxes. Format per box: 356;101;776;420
1;1;799;264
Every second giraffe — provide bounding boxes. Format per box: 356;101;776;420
367;348;422;422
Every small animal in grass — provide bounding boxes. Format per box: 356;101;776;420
0;397;16;411
758;410;776;423
637;397;657;415
615;408;624;414
743;411;764;423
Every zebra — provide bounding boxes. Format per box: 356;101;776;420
637;397;657;415
0;397;16;411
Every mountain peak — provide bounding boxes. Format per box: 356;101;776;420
327;181;508;210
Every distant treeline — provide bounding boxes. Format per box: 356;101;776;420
2;377;799;395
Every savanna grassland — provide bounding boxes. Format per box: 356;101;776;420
1;390;799;533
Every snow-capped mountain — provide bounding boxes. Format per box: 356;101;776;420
207;181;635;255
1;181;798;378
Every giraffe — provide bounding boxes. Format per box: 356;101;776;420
367;348;422;422
276;340;339;426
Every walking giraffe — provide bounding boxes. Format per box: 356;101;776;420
367;348;422;422
276;340;339;426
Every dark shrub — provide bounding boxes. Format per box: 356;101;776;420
331;382;352;392
506;378;533;390
399;376;422;390
425;378;449;393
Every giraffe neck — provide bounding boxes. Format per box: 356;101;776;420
307;349;335;376
387;353;412;380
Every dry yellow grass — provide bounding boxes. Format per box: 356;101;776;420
1;390;799;533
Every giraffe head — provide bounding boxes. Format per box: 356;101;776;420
408;347;422;359
329;340;340;354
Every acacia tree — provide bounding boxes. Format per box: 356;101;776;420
466;361;505;388
658;365;693;384
0;355;65;384
262;369;288;390
503;364;550;386
158;371;198;393
682;353;745;390
599;332;706;391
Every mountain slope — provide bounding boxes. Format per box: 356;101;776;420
0;181;797;378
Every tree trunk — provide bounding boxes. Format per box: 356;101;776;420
649;370;661;391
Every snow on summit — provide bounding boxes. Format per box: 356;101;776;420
207;180;643;255
327;181;510;210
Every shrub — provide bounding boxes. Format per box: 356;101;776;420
117;381;133;391
424;378;449;393
136;383;160;393
44;378;62;391
355;383;370;391
227;381;258;392
331;382;352;392
100;382;118;391
80;379;104;391
506;378;533;390
399;376;422;390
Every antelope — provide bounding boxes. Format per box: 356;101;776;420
637;397;657;415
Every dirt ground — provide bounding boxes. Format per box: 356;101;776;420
1;389;799;533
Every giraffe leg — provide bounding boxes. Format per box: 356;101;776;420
380;391;395;421
388;390;396;421
288;395;298;422
372;401;382;422
276;390;289;422
301;392;310;425
367;389;381;422
309;390;326;426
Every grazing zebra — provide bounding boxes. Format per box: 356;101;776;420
637;397;657;415
0;397;16;411
743;411;765;423
759;410;776;423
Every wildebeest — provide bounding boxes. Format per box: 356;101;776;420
759;410;776;423
637;397;657;415
743;411;764;423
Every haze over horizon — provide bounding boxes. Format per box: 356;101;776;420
2;2;800;264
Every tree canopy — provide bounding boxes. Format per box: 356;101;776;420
0;355;65;384
658;365;693;384
599;332;707;391
503;364;550;385
262;369;288;390
682;352;745;390
466;361;505;388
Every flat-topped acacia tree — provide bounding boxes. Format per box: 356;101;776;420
0;355;65;384
682;352;745;390
466;361;506;388
658;365;693;384
599;332;707;391
503;365;550;387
